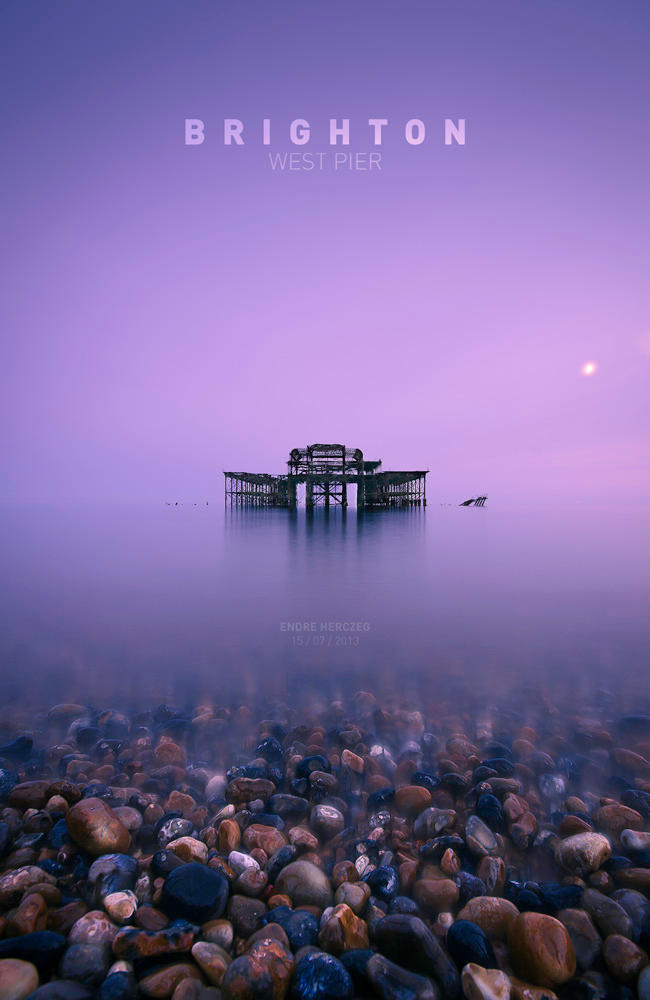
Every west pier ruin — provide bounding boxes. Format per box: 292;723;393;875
224;443;428;510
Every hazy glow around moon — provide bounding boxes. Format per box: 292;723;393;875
581;361;597;376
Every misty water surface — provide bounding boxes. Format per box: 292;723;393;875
0;502;648;709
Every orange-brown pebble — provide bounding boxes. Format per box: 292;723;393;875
217;819;241;854
243;824;287;856
65;798;130;857
153;740;187;768
458;896;519;940
413;878;459;914
398;860;417;893
287;827;318;851
440;848;461;876
139;962;202;998
592;803;642;840
508;912;576;988
602;934;648;984
7;893;47;936
318;903;369;954
477;856;506;895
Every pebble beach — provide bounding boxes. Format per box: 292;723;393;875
1;689;650;1000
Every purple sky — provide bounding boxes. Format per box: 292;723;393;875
2;0;649;504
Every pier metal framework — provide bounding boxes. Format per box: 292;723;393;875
224;443;427;510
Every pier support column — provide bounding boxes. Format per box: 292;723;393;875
357;474;365;510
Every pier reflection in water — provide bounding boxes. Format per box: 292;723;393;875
0;502;648;708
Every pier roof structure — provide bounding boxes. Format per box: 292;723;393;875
225;443;427;509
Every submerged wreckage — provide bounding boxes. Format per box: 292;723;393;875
224;443;427;510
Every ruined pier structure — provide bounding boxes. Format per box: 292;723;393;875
224;443;428;510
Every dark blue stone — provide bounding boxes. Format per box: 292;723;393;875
268;765;284;786
0;736;33;761
290;952;353;999
152;850;188;880
516;888;544;912
363;865;399;903
161;862;229;923
410;771;440;795
256;736;284;761
476;793;503;830
472;766;498;782
266;845;297;882
25;984;92;1000
0;821;11;856
441;773;468;792
538;882;583;913
264;906;318;949
290;778;309;797
0;768;18;799
0;931;67;973
296;754;331;779
38;859;67;877
455;872;486;906
241;763;269;780
603;855;632;872
446;919;496;969
75;727;100;749
99;972;137;1000
419;835;465;862
339;949;373;991
374;914;460;998
619;715;650;738
253;813;284;830
48;819;71;850
621;789;650;817
81;781;110;799
504;879;521;903
71;857;89;881
608;775;632;796
367;787;395;809
481;758;514;776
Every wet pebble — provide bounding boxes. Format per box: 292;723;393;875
507;912;576;989
161;864;229;923
275;861;332;910
447;920;496;971
58;944;109;987
461;963;511;1000
0;958;39;1000
290;951;353;1000
366;953;437;1000
66;800;130;857
602;934;648;984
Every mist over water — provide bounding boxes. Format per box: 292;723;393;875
1;501;648;711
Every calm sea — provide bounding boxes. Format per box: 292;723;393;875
1;502;648;710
